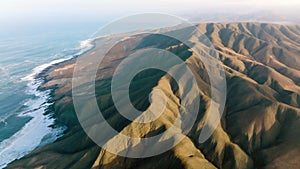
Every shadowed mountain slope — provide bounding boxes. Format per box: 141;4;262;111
6;23;300;169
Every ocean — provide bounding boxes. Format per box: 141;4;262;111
0;22;100;168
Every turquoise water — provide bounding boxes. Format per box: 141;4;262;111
0;22;100;168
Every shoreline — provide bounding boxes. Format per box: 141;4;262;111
35;38;96;129
3;33;134;168
0;38;96;169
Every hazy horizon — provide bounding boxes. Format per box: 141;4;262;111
1;0;300;25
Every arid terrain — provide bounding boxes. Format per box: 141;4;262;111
6;23;300;169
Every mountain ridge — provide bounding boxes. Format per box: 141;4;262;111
6;22;300;169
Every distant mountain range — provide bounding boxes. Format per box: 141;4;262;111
186;10;300;24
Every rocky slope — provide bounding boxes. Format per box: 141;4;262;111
6;23;300;169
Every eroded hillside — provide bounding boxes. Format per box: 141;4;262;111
6;23;300;169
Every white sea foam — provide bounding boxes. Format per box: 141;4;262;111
20;58;71;81
20;39;94;82
0;39;94;169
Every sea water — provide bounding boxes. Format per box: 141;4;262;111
0;22;99;168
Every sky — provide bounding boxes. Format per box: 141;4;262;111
1;0;300;21
0;0;300;28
